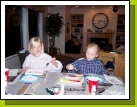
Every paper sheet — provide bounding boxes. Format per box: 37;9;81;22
9;69;18;76
100;84;125;95
103;74;123;85
25;69;44;75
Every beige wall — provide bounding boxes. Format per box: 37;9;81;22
44;5;125;53
47;5;65;54
71;6;125;51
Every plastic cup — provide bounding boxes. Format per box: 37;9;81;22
5;68;9;80
88;79;98;93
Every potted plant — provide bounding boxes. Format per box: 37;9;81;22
43;12;64;49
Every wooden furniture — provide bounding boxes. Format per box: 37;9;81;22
71;14;84;45
98;51;125;82
116;14;125;48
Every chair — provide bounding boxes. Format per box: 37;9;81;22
65;39;82;54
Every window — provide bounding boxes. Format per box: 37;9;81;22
28;9;38;40
5;5;21;57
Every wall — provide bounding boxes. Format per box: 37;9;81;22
65;6;71;42
44;5;124;53
47;5;66;54
71;6;125;51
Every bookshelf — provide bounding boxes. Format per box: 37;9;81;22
71;14;84;44
116;14;125;48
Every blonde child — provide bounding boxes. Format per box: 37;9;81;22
66;43;109;75
22;37;63;72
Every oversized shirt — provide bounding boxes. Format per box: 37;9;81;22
68;58;109;75
22;53;63;72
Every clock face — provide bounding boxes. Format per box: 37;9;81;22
92;13;109;29
10;14;20;27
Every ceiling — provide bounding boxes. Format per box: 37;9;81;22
44;5;125;9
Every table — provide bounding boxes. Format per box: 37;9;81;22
6;69;125;95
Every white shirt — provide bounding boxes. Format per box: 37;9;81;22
22;53;63;72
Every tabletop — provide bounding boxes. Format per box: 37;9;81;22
6;69;125;95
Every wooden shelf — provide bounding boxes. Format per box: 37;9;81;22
71;14;84;45
116;14;125;49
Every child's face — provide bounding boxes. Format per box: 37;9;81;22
86;48;98;61
32;41;42;56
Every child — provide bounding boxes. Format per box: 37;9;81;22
66;43;109;75
22;37;63;72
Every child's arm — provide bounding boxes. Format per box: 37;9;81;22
100;64;109;75
23;67;30;72
66;64;75;70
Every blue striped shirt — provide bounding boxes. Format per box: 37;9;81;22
68;58;109;75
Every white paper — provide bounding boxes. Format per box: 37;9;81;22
25;69;44;75
100;84;125;95
103;74;123;85
9;69;18;76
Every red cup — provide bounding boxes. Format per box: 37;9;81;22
88;79;98;93
5;68;9;80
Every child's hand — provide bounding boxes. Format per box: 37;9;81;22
66;64;75;70
23;67;29;72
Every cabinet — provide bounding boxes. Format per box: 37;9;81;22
116;14;125;49
71;14;84;45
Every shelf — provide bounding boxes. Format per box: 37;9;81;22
116;14;125;49
71;14;84;45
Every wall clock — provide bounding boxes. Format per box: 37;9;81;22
10;14;20;27
92;13;109;29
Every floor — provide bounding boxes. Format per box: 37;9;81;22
61;52;86;59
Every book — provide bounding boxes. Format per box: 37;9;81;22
57;73;84;86
25;69;44;75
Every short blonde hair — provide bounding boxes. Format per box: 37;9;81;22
28;37;44;55
86;43;100;54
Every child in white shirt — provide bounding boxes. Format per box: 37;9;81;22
22;37;63;72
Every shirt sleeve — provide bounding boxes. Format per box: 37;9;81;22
44;54;63;72
67;59;80;73
99;62;109;75
71;59;79;68
68;70;77;73
51;60;63;72
22;55;31;69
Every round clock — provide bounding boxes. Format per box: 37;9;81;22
10;14;20;27
92;13;109;29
